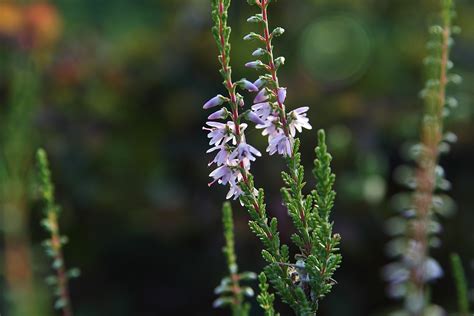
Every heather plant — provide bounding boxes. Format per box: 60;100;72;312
36;148;79;316
205;0;341;314
213;202;256;315
383;0;463;314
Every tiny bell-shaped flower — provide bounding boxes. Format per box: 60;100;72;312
252;102;272;121
247;14;263;23
253;78;266;89
204;94;226;109
252;48;267;57
245;60;264;69
271;27;285;38
288;106;312;136
230;143;262;162
209;165;235;186
254;89;268;103
243;32;263;41
208;108;227;120
207;145;230;166
268;133;292;157
277;87;287;104
237;79;259;92
274;56;285;69
247;111;266;125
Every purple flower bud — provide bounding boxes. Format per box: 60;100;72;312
208;108;226;120
204;94;225;109
241;79;259;92
277;88;287;104
253;78;265;89
252;48;266;57
247;111;265;125
254;89;268;103
245;61;260;69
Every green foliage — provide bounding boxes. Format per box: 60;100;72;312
450;253;470;316
257;273;278;316
308;130;342;301
37;148;78;316
214;202;256;316
239;132;342;315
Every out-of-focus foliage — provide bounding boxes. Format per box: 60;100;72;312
0;0;473;315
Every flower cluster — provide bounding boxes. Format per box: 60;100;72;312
203;108;262;200
244;0;312;157
251;86;312;157
204;0;263;201
206;1;342;314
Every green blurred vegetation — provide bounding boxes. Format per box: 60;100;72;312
0;0;473;315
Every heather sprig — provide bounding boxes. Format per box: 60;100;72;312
206;1;300;311
205;0;341;314
204;0;262;201
37;148;79;316
384;0;460;314
257;272;278;316
245;0;341;311
245;0;312;158
213;202;256;315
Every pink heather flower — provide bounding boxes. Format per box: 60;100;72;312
253;78;266;89
256;115;280;137
254;89;268;103
288;107;312;137
204;122;232;146
227;178;258;202
277;87;287;104
252;48;266;57
252;102;272;121
208;108;226;120
230;143;262;162
245;61;260;69
204;122;247;146
209;164;236;186
204;94;225;109
207;145;230;166
226;180;244;200
240;79;259;92
247;111;265;125
268;133;293;157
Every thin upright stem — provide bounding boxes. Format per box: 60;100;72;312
410;15;452;316
47;212;73;316
258;0;312;256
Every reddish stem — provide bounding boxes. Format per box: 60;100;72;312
259;0;311;253
409;22;451;316
217;0;273;239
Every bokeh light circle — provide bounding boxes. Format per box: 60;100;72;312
299;14;371;84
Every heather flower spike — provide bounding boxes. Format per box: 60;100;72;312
205;0;263;201
37;149;78;316
206;0;341;314
384;1;460;314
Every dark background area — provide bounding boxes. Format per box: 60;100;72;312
1;0;473;315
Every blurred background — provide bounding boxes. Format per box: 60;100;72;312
0;0;473;315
